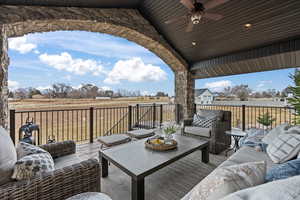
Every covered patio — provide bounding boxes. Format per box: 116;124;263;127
1;0;300;200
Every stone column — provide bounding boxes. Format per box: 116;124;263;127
175;70;195;122
0;26;9;129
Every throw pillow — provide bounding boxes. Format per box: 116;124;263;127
192;114;217;128
220;175;300;200
286;125;300;134
262;123;290;145
267;134;300;164
188;161;266;200
0;126;17;185
11;152;55;181
16;142;47;159
265;158;300;182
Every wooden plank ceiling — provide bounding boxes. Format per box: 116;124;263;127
1;0;300;78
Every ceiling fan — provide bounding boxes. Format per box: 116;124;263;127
165;0;230;32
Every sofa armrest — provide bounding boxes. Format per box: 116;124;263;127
39;140;76;159
0;159;100;200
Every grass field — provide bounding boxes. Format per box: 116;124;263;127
10;97;175;144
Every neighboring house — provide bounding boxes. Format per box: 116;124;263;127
195;88;214;104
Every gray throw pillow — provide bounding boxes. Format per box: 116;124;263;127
262;123;290;145
267;134;300;163
0;126;17;185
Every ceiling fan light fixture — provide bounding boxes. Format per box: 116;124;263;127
244;23;252;29
191;12;202;24
192;41;197;46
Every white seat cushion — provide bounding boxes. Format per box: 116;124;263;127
221;175;300;200
185;126;211;138
0;127;17;185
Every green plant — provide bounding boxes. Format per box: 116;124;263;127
162;121;179;135
288;69;300;124
257;112;276;127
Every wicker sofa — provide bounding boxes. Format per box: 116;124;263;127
182;110;231;154
0;140;101;200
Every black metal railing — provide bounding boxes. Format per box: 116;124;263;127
196;104;297;130
9;103;176;145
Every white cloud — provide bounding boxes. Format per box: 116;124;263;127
204;80;232;92
34;50;40;54
257;80;272;88
9;36;37;54
104;57;167;84
39;52;105;76
8;80;20;90
64;75;72;81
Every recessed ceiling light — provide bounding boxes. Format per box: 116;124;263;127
244;23;252;28
192;42;197;46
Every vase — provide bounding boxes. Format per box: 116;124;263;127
164;134;173;144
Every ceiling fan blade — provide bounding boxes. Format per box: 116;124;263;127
185;20;194;32
180;0;195;10
203;12;223;20
204;0;230;10
165;15;187;24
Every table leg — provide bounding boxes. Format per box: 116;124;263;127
99;152;108;178
132;178;144;200
202;145;209;163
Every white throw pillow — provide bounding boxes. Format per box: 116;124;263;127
220;175;300;200
262;123;290;144
188;161;266;200
0;126;17;185
267;134;300;164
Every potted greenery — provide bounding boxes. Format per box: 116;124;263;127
257;112;276;130
162;121;180;143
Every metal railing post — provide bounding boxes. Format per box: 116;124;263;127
9;109;16;144
89;107;94;143
136;104;139;128
152;103;156;128
128;105;132;131
160;104;163;127
242;105;246;131
175;104;181;124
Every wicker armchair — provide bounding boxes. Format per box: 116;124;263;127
182;110;231;154
0;141;101;200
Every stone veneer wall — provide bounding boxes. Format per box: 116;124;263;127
175;71;195;120
0;5;194;128
0;27;9;129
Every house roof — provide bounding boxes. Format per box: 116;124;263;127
2;0;300;78
195;88;212;96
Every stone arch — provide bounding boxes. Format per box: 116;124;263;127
0;5;194;128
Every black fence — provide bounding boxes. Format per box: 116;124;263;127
9;103;176;145
197;104;297;130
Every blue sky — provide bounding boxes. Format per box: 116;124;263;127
8;31;294;96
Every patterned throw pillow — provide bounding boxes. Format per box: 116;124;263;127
262;123;290;145
267;134;300;164
265;158;300;182
12;152;54;181
16;142;47;159
188;161;266;200
192;114;217;128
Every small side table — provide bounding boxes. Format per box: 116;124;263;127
66;192;112;200
225;128;246;156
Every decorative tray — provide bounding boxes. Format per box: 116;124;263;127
145;137;177;151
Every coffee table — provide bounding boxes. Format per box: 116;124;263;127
99;134;209;200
